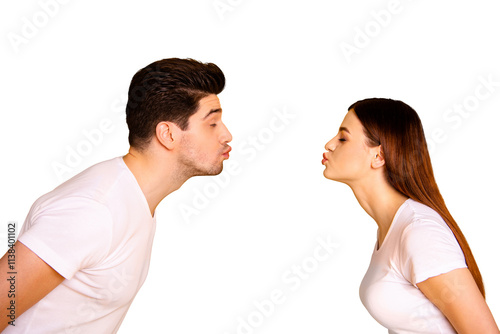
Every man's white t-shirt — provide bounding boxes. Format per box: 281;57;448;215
7;157;156;334
359;198;467;334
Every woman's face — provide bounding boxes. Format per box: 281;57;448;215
323;109;379;185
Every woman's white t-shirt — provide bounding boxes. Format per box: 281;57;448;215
359;199;467;334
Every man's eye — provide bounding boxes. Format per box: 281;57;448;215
339;138;346;142
210;124;217;127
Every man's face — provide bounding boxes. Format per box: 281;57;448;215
177;94;232;176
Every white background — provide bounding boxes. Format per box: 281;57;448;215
1;0;500;333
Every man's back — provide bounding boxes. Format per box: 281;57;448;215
6;157;156;333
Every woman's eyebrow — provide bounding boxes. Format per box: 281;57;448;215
339;126;350;134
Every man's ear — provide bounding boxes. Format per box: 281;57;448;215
156;122;178;150
371;146;385;169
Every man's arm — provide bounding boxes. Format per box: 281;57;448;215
0;241;64;331
417;267;500;334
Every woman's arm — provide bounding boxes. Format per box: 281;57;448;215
417;267;499;334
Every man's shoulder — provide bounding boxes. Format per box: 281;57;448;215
36;157;129;208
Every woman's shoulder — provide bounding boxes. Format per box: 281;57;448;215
392;199;457;250
399;198;448;229
396;199;459;253
395;200;467;286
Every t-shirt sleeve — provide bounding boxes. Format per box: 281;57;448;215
18;196;113;280
399;219;467;287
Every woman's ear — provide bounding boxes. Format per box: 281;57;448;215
371;146;385;169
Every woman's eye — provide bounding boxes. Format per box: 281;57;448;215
210;124;217;127
339;138;346;142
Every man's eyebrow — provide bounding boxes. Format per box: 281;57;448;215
339;126;351;134
202;108;222;120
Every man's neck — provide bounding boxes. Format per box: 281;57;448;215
123;149;188;216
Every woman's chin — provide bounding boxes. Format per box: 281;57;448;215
323;171;348;185
323;170;337;181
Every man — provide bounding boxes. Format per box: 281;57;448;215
0;58;232;333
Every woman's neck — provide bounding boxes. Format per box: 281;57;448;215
349;176;409;247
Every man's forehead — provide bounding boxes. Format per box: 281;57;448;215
196;94;222;119
199;94;220;107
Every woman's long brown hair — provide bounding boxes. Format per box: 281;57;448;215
350;98;485;298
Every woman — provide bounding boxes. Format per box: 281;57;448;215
322;98;499;333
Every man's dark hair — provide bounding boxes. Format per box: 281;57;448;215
125;58;225;150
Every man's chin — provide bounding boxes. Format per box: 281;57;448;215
208;164;224;176
193;163;223;177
